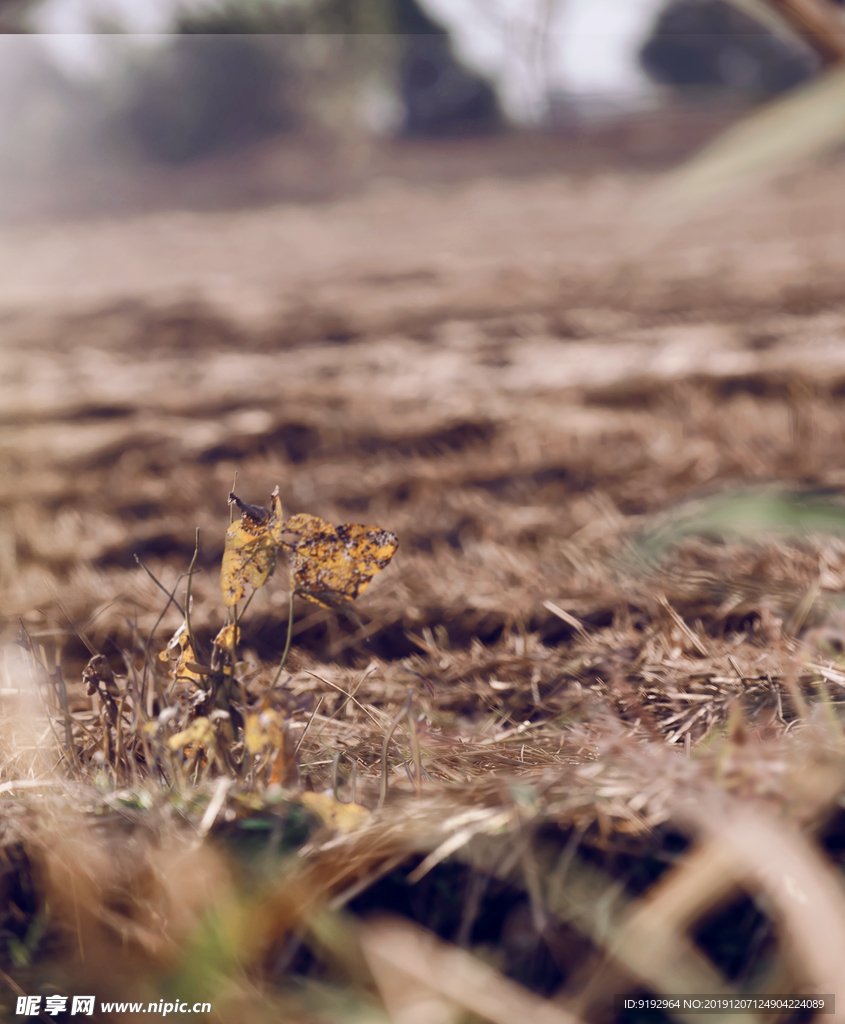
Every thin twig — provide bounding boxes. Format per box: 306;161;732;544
405;690;423;798
331;750;342;799
334;662;378;721
305;672;383;727
18;622;81;774
49;585;98;656
379;700;412;810
134;554;185;618
184;528;202;663
294;695;324;757
129;618;168;715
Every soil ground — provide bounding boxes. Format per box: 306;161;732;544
2;145;845;672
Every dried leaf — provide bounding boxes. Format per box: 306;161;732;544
245;707;298;786
221;528;275;607
158;623;202;686
301;791;371;832
82;654;120;698
159;622;186;660
244;708;286;755
221;486;285;607
281;513;398;608
213;623;240;650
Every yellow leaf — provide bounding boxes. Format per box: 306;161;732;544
221;486;285;607
221;486;399;623
301;792;371;832
175;649;202;686
281;513;398;608
168;717;214;751
244;708;286;755
213;623;240;649
221;524;276;607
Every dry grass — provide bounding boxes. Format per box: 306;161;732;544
3;157;845;1021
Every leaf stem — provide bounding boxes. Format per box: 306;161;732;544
271;570;296;688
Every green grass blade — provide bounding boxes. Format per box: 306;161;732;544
640;65;845;220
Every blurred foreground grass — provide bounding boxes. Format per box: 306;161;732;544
6;477;845;1022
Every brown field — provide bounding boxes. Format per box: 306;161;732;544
3;145;845;1021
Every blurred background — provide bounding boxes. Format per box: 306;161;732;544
0;0;832;219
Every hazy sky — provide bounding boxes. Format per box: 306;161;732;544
34;0;666;121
